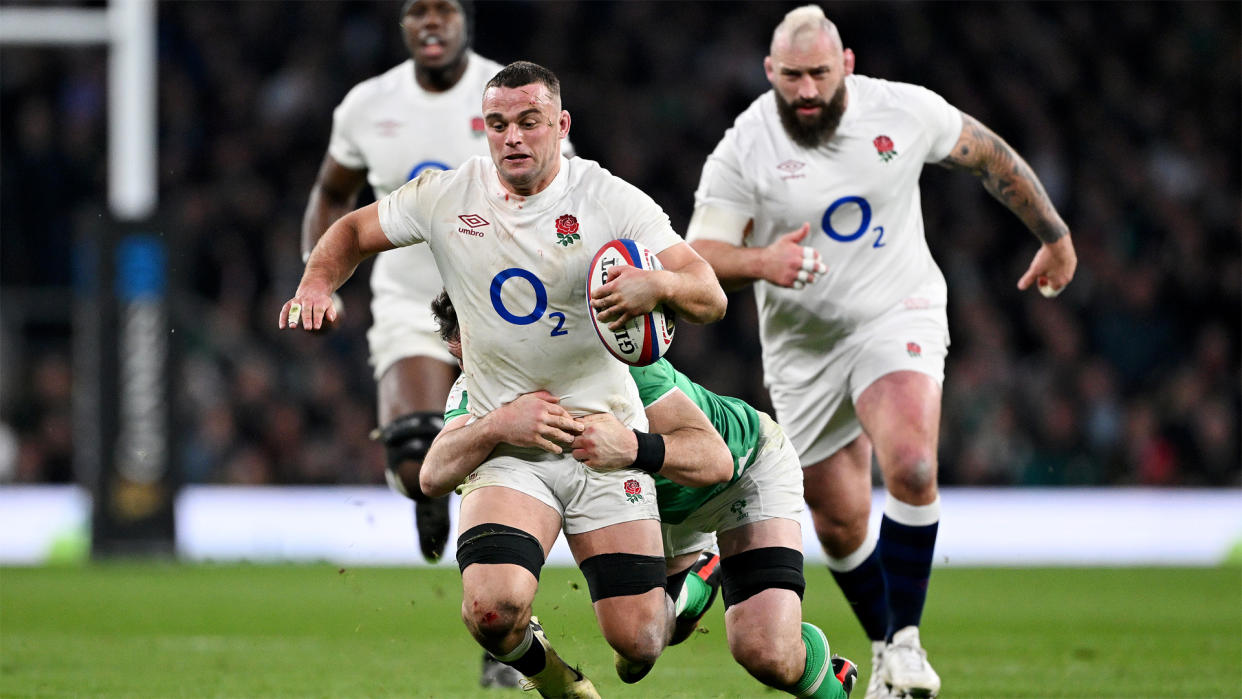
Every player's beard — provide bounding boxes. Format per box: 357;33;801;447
776;82;847;149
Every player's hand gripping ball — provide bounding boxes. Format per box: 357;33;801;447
586;239;675;366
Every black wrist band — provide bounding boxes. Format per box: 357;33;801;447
630;430;665;474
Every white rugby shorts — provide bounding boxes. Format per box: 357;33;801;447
662;413;804;559
456;446;660;535
367;293;456;380
769;304;949;467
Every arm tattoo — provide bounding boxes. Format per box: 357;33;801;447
939;114;1068;244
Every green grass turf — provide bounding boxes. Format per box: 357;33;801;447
2;564;1238;698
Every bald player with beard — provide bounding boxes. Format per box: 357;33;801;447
687;6;1077;698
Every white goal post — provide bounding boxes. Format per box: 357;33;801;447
0;0;156;221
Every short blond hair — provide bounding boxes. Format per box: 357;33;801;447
771;5;841;53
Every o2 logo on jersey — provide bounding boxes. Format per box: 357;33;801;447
821;195;886;248
490;268;568;337
407;160;452;182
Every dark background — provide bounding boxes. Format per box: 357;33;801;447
2;1;1238;489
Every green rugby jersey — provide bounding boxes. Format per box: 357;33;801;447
441;359;763;525
630;359;761;525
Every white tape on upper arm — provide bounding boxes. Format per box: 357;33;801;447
686;204;751;245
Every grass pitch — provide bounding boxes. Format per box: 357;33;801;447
2;564;1238;697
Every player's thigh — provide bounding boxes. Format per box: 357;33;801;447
802;434;872;517
717;517;802;559
854;369;942;462
848;305;946;488
377;355;459;422
717;525;805;667
569;519;669;645
458;486;562;608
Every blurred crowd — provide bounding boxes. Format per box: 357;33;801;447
2;1;1238;488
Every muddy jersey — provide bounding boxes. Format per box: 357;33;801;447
630;359;762;525
380;154;684;426
691;74;962;388
443;357;765;526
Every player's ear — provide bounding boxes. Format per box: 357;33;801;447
558;110;571;139
763;56;776;83
843;48;855;75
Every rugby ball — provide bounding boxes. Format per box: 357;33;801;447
586;239;675;367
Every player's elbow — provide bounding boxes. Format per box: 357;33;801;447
679;284;728;325
702;285;729;324
704;440;734;484
679;436;733;487
418;459;455;498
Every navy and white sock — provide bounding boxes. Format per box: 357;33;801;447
878;492;940;637
827;525;890;642
492;623;545;677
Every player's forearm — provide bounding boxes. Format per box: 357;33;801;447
300;215;370;295
689;240;767;291
420;420;500;497
657;426;734;487
300;186;356;261
659;258;727;323
945;114;1069;245
301;204;395;295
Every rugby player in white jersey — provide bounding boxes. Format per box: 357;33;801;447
282;61;726;698
301;0;568;576
686;7;1077;699
423;289;861;699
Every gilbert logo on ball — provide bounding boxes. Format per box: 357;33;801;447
586;239;675;367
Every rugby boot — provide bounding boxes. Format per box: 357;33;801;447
521;617;602;699
864;640;894;699
833;654;860;697
881;626;940;698
614;650;655;684
414;496;450;562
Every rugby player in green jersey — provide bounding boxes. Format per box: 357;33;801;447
421;291;857;699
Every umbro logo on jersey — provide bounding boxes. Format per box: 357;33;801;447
457;213;489;238
874;135;898;163
777;160;806;180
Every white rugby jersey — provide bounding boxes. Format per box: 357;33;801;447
692;74;962;386
378;155;683;426
326;52;500;317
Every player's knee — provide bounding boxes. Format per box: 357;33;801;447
458;524;543;644
885;450;937;497
374;411;444;501
460;595;528;645
730;637;803;689
610;618;666;668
